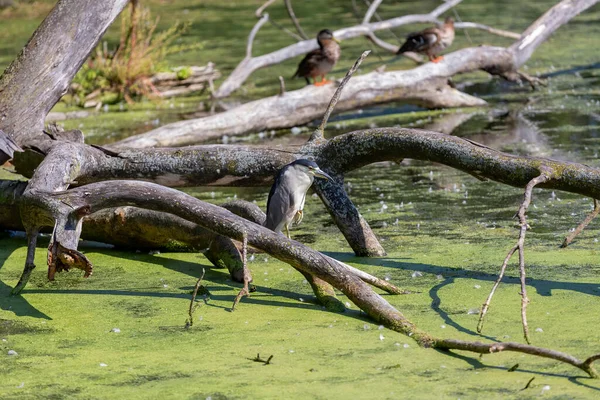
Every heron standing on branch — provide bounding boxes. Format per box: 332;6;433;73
265;159;333;238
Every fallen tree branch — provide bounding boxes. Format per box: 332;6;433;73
477;172;551;343
8;178;600;377
434;339;599;378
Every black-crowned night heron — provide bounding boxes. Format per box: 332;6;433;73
265;159;333;238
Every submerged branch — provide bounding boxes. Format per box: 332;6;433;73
561;199;600;247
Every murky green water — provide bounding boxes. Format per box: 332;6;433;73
2;0;600;398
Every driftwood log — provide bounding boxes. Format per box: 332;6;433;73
150;63;221;98
1;0;600;377
112;0;598;148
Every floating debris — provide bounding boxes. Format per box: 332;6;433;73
379;333;385;341
7;350;18;356
473;285;481;289
411;271;423;278
535;327;544;333
467;308;479;315
99;363;108;367
110;328;121;333
541;385;551;394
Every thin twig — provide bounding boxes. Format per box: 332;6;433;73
477;173;550;343
252;353;274;365
310;50;371;141
278;76;285;95
232;230;250;311
522;377;535;390
246;13;270;59
561;199;600;247
452;8;473;45
186;267;206;328
477;243;518;334
284;0;308;40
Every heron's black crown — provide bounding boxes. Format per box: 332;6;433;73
290;159;320;169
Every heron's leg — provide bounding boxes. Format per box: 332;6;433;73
293;209;303;225
285;224;291;239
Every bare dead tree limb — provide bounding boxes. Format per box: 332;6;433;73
311;50;371;141
454;22;521;39
246;13;270;59
186;268;206;328
478;172;551;344
561;199;600;247
434;339;599;378
284;0;308;40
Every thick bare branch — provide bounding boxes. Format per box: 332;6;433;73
0;0;130;163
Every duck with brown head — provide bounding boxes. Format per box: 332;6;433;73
397;17;455;63
293;29;341;86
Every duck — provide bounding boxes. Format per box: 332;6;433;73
396;17;455;63
293;29;341;86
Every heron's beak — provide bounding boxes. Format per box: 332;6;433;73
313;168;333;181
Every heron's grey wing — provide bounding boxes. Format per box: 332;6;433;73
265;181;292;231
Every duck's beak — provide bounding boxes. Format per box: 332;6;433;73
313;168;333;181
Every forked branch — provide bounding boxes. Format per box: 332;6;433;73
478;172;551;344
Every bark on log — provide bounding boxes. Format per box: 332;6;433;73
0;0;130;164
113;0;598;149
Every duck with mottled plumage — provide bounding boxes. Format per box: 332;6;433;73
293;29;341;86
396;17;455;63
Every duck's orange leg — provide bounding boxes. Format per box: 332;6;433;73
313;75;325;86
320;74;332;85
430;55;444;63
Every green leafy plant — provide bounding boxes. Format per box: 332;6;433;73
70;2;202;106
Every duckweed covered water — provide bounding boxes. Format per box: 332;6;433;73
2;0;600;398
